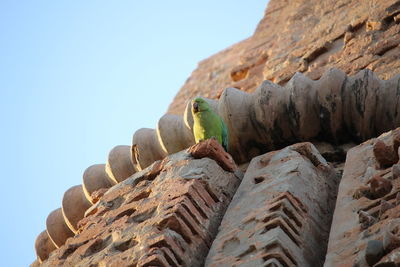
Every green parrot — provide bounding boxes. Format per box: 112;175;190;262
191;97;228;152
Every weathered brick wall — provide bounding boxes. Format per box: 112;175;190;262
325;128;400;266
205;143;339;267
33;0;400;265
168;0;400;114
41;142;242;267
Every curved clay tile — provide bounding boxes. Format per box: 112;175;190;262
82;164;114;204
46;208;74;248
105;145;137;183
61;185;92;233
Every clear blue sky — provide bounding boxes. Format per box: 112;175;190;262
0;1;266;265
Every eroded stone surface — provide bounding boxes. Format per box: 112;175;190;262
145;68;400;167
188;138;237;172
32;0;400;264
373;140;399;169
325;128;400;267
365;239;384;266
205;142;339;267
41;146;241;267
168;0;400;115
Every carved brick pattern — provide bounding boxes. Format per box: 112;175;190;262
205;143;338;267
262;241;298;267
360;190;399;219
231;192;306;267
140;179;220;266
41;152;240;267
325;128;400;266
260;192;306;249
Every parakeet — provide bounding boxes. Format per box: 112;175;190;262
191;97;228;152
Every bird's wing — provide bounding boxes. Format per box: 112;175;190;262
220;117;228;152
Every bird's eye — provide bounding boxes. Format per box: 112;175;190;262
193;102;199;112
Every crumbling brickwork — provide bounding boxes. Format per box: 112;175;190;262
168;0;400;115
205;143;339;267
32;0;400;266
325;128;400;266
41;141;241;266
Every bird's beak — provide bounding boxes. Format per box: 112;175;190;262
193;102;199;113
